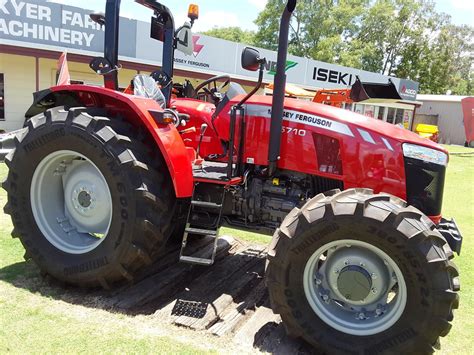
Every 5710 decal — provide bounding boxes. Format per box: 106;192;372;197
282;127;306;136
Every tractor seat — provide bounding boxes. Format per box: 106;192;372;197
133;74;166;107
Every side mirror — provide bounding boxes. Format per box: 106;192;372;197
90;12;105;27
176;22;194;56
241;47;265;72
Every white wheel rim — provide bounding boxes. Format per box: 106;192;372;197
303;239;407;336
30;150;113;254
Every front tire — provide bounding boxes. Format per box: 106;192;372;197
3;107;175;288
266;188;459;354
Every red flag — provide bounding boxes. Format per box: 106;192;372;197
56;51;71;86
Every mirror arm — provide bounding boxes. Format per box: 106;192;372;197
236;62;265;107
174;25;184;40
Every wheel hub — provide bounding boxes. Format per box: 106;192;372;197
77;190;92;208
30;150;113;254
303;239;407;336
337;265;372;302
325;246;388;306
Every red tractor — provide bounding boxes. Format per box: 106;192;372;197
3;0;462;353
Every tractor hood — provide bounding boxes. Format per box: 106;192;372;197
239;95;447;154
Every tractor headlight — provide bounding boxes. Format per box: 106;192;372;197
402;143;448;166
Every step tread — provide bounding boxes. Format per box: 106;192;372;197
185;227;218;236
191;200;223;208
179;255;214;266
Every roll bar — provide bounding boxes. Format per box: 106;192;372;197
267;0;297;176
102;0;121;91
96;0;176;106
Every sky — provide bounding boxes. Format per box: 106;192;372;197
49;0;473;31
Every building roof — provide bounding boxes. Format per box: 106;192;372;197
417;94;470;102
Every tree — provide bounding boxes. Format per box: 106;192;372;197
253;0;368;61
253;0;474;95
411;24;474;95
201;27;256;46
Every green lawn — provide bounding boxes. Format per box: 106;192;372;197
0;145;473;353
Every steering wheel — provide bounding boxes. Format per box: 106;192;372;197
194;75;231;104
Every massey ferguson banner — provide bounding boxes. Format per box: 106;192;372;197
0;0;419;100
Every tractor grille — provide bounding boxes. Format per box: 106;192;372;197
313;175;344;195
404;157;446;216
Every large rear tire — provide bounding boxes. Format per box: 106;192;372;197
3;107;175;288
266;188;459;354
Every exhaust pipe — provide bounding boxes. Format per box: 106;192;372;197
267;0;297;176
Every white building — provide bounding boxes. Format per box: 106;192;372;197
416;95;472;145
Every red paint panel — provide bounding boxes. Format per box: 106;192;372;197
461;97;474;144
51;85;193;198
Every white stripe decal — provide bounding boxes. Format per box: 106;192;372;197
357;129;376;144
381;137;394;151
245;105;354;137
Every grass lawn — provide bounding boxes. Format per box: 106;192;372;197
1;145;473;354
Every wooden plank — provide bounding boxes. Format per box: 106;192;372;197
153;237;249;322
181;251;266;330
171;245;267;330
208;277;268;336
233;305;280;348
170;244;263;328
112;236;239;311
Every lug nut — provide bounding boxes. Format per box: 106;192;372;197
358;312;365;320
322;294;330;303
344;260;349;266
371;287;377;294
359;262;365;267
334;269;340;274
371;273;377;280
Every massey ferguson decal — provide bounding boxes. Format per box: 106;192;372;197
245;105;354;137
174;35;210;68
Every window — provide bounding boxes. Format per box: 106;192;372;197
364;105;375;118
403;110;413;129
394;109;404;125
386;108;396;124
377;107;385;120
0;74;4;120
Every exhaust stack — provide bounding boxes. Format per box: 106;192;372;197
267;0;297;176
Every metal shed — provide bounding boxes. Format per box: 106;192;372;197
416;95;471;145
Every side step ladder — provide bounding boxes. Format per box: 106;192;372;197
179;183;226;266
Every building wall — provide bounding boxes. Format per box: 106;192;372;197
0;53;261;133
38;59;138;89
417;101;466;145
0;56;141;132
0;54;37;132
